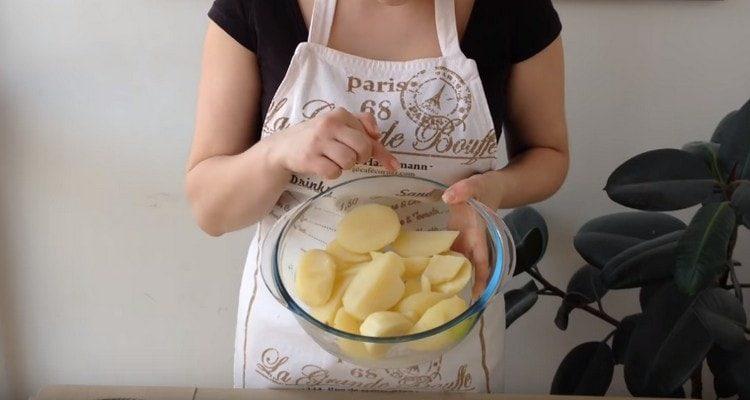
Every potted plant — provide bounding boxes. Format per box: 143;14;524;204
504;99;750;398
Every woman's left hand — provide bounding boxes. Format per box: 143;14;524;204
442;174;501;299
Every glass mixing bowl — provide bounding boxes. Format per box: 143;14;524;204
260;176;515;368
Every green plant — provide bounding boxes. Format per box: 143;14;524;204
503;99;750;398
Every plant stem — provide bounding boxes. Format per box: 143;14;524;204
728;262;744;303
721;284;750;289
690;364;702;399
526;268;620;328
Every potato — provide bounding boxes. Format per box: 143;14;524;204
309;272;357;324
403;257;430;278
403;277;422;298
434;258;473;296
392;230;460;257
342;252;405;320
333;308;370;360
336;204;401;253
409;296;471;352
359;311;413;357
295;249;336;307
420;275;432;292
370;251;405;276
396;292;448;322
326;240;370;265
423;254;465;284
333;308;361;334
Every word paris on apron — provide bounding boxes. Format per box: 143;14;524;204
234;0;507;393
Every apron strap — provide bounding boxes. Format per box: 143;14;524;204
435;0;463;58
308;0;337;46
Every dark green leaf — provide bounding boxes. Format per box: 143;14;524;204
550;342;615;395
503;207;548;274
708;346;739;398
504;280;539;328
566;265;608;304
732;181;750;228
612;314;642;364
683;141;726;183
601;230;683;289
674;202;736;295
706;344;750;399
639;280;669;311
515;229;544;275
693;288;747;351
554;298;573;331
605;149;716;211
624;284;740;396
712;99;750;179
574;212;685;269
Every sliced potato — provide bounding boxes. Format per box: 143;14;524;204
392;230;460;257
309;272;357;324
420;274;431;292
326;240;370;265
409;296;470;352
336;204;401;253
334;308;370;360
370;251;406;276
423;254;465;284
333;308;361;333
403;257;430;278
295;249;336;307
342;252;405;320
403;277;422;298
434;258;473;295
396;292;449;322
359;311;413;357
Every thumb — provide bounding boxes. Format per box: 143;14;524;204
443;175;485;204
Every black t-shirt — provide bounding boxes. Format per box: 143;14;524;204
208;0;561;141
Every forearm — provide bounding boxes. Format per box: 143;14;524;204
479;146;569;210
186;138;291;236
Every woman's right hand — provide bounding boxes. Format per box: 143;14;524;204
268;107;400;180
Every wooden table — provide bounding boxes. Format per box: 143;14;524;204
33;385;636;400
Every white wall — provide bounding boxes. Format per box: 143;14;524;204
1;0;749;399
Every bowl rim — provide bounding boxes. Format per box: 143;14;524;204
271;175;508;344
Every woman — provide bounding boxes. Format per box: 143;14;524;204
187;0;568;392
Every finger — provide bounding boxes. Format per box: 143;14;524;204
443;175;484;204
355;112;380;139
322;141;358;170
333;107;370;133
372;138;400;171
334;127;373;163
311;157;342;180
471;242;491;299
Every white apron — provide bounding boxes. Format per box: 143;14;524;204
234;0;506;392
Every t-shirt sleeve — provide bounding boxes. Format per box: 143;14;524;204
509;0;562;63
208;0;257;53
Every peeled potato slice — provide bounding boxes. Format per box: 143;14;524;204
409;296;471;352
309;272;357;324
326;240;370;265
342;252;405;320
423;254;465;284
392;230;460;257
403;277;422;298
295;249;336;307
336;204;400;253
359;311;413;357
396;292;448;322
434;258;473;295
334;308;370;359
403;257;430;278
371;251;405;276
420;275;432;292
